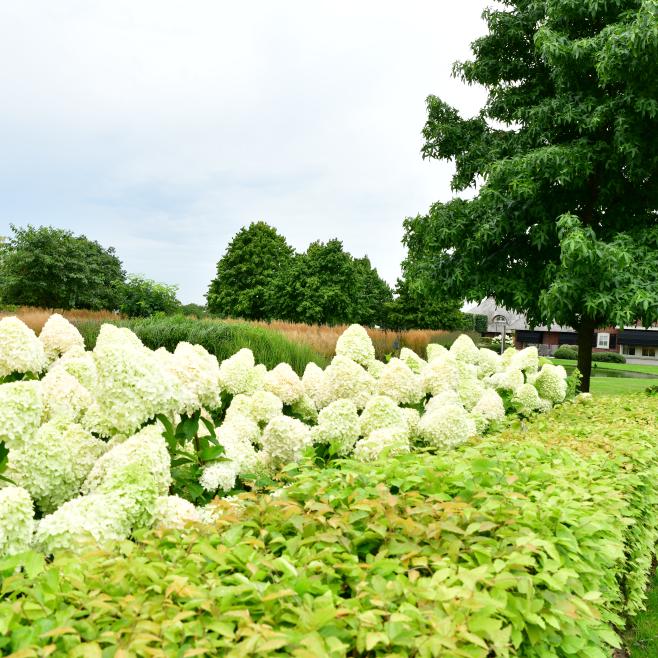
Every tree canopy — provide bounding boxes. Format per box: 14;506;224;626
404;0;658;390
206;222;294;319
269;240;394;326
384;276;473;331
119;274;181;318
0;225;125;310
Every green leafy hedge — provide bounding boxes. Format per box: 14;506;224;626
72;315;328;373
553;345;627;364
1;396;658;657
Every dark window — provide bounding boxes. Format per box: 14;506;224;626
618;330;658;347
517;330;542;343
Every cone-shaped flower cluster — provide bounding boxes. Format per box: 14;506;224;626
0;317;569;556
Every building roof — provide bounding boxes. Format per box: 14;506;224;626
467;298;575;333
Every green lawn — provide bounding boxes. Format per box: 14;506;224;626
551;358;658;375
590;377;658;396
626;572;658;657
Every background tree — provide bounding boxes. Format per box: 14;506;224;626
119;274;181;317
404;0;658;391
269;239;358;325
384;275;471;331
206;222;294;319
351;256;393;326
0;224;125;310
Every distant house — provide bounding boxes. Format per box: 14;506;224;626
468;298;658;361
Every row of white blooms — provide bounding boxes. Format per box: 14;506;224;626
0;315;570;557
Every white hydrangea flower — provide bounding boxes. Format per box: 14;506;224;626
33;490;136;553
353;426;411;462
247;390;285;425
471;389;506;428
450;334;480;364
289;394;318;424
50;346;98;391
554;364;568;379
0;381;42;450
83;424;171;498
261;416;312;465
87;325;177;437
501;346;517;368
200;460;239;493
222;413;261;446
456;363;486;411
41;367;93;423
39;314;85;364
0;486;34;558
319;355;375;410
425;390;461;414
533;364;567;404
420;354;459;396
302;362;326;407
377;358;424;405
512;383;543;414
401;407;421;439
399;347;427;374
218;348;259;395
224;394;254;421
537;397;554;412
367;359;385;379
7;419;106;514
0;316;46;379
575;392;594;405
154;347;196;416
335;324;375;367
477;348;502;378
310;399;360;456
359;395;409;438
244;363;267;394
426;343;448;363
488;368;524;393
510;346;539;374
152;495;202;529
171;342;222;413
264;363;304;404
418;403;477;449
216;422;259;473
458;378;486;412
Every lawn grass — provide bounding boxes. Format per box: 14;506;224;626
627;570;658;657
590;377;658;396
551;358;658;375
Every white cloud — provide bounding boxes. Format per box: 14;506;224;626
0;0;489;302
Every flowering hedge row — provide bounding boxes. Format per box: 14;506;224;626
1;395;656;657
0;314;573;555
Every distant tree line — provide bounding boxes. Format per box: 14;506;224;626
0;222;485;330
0;225;180;317
206;221;479;330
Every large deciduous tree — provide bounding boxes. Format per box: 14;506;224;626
0;224;125;310
206;222;294;319
119;274;181;317
404;0;658;391
270;239;377;326
384;276;471;331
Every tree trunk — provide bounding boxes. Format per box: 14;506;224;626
577;319;596;393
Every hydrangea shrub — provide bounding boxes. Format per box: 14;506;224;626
0;314;572;556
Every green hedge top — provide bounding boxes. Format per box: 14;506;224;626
2;395;658;657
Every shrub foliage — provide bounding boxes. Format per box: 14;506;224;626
2;395;657;656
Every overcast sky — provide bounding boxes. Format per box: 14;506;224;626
0;1;489;303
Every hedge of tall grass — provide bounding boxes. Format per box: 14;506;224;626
72;315;328;373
